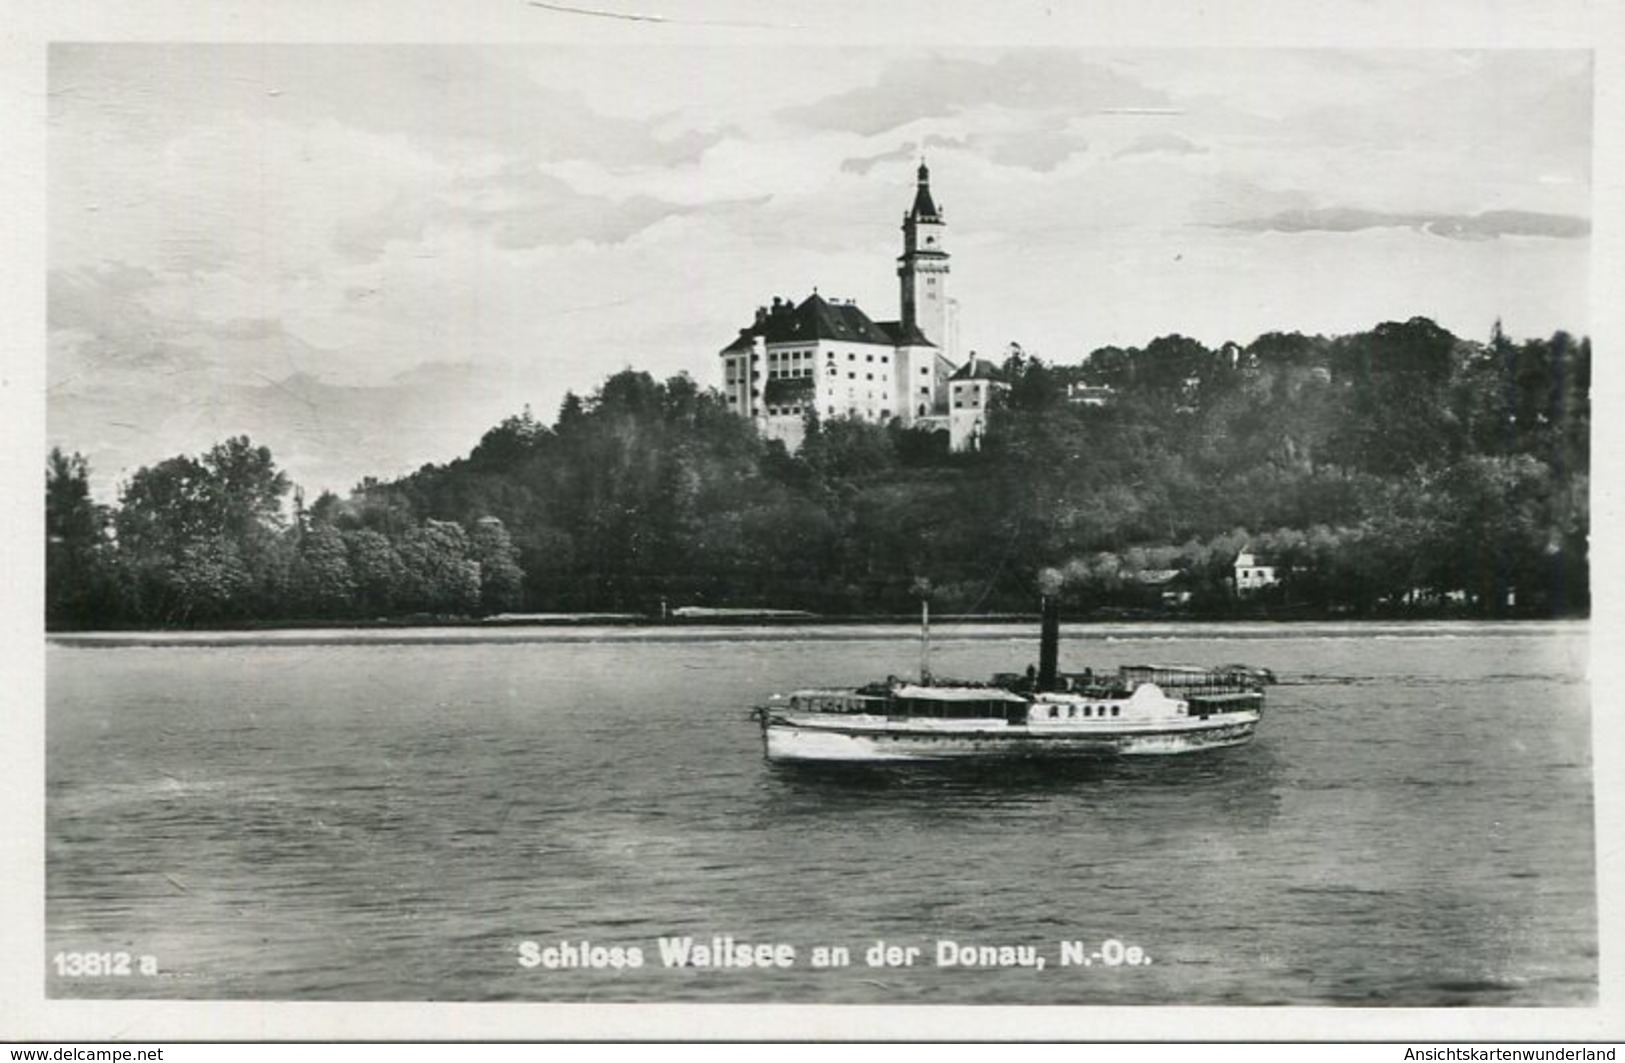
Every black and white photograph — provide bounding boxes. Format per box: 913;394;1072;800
7;0;1619;1044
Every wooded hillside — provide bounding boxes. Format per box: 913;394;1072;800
46;318;1589;627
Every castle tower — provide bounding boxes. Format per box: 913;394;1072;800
898;161;953;363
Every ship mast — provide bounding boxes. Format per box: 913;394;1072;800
912;577;933;684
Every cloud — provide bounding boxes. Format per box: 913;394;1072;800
50;260;345;407
1115;132;1207;158
1218;207;1591;241
49;342;522;499
52;44;732;171
841;135;966;176
333;168;766;261
972;125;1087;172
838;117;1087;177
782;50;1168;136
205;363;522;492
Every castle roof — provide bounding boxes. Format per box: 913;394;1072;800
874;319;936;347
1235;549;1281;568
773;294;893;345
720;329;756;355
949;353;1004;382
721;293;912;353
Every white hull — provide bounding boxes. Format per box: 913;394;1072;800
762;712;1260;763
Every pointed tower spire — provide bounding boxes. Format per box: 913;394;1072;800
911;158;941;221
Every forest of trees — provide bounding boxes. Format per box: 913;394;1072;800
45;317;1589;629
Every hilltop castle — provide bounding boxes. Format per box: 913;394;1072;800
716;163;1002;452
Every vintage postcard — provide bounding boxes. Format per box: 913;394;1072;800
5;0;1620;1044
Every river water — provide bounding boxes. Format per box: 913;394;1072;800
45;621;1594;1005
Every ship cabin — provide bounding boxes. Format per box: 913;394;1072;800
887;684;1030;723
786;685;1030;724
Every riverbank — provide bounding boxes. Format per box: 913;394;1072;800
46;615;1588;649
44;601;1589;637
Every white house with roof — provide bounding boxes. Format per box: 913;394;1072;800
1233;548;1282;595
718;162;997;452
946;352;1006;452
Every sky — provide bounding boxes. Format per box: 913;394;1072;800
45;39;1593;500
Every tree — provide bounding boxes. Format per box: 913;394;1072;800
168;536;253;622
201;436;290;541
295;523;357;617
45;449;112;628
115;454;216;559
345;528;403;615
396;520;480;614
470;407;547;471
1139;334;1212;400
1327;318;1463;475
470;517;525;613
111;438;293;624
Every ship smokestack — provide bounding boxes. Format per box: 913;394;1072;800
1038;594;1061;692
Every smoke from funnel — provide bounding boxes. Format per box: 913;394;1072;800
1037;567;1065;598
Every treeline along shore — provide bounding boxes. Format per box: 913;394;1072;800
46;318;1589;630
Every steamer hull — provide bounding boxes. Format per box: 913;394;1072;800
762;713;1260;763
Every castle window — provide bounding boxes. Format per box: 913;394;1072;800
920;386;930;395
866;354;873;362
849;354;855;361
848;372;856;379
866;373;873;381
920;367;929;375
